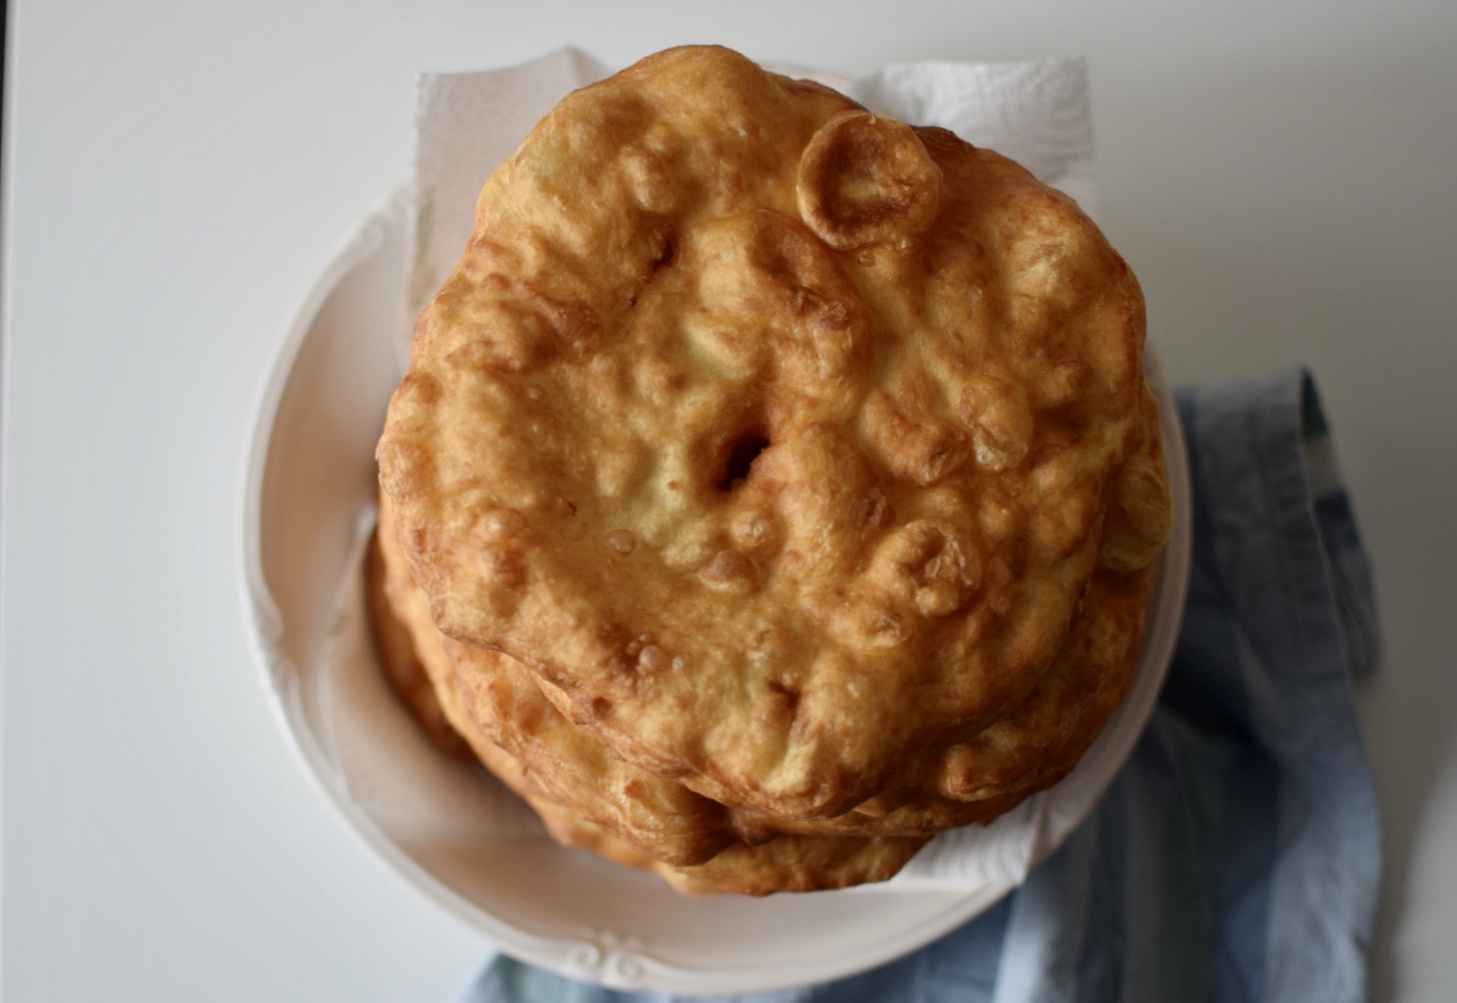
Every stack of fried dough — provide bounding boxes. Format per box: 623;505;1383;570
366;45;1174;896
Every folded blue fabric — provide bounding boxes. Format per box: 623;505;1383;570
453;369;1382;1003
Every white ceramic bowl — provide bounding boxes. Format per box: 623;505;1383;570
239;192;1193;995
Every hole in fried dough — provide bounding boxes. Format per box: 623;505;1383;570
717;430;770;491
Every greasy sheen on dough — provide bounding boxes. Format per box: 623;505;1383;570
377;45;1173;823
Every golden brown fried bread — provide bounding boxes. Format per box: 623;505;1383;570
521;785;929;898
375;483;1155;868
377;45;1171;823
457;700;927;897
368;493;929;894
375;488;748;865
362;527;471;759
376;487;940;862
464;710;928;898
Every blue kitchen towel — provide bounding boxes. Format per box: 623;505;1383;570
453;368;1382;1003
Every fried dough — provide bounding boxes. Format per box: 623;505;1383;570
377;45;1171;832
374;488;935;858
366;496;929;894
466;712;928;898
361;528;472;760
374;482;1157;869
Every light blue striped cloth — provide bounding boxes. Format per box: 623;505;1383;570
453;369;1382;1003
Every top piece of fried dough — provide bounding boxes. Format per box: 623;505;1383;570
377;44;1172;821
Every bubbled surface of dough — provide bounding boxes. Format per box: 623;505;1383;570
368;491;930;895
377;45;1171;822
373;485;1148;875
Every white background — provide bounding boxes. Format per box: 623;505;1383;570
4;2;1455;1000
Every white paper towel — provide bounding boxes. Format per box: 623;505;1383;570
369;48;1152;893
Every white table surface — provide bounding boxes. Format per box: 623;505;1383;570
4;2;1455;1000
